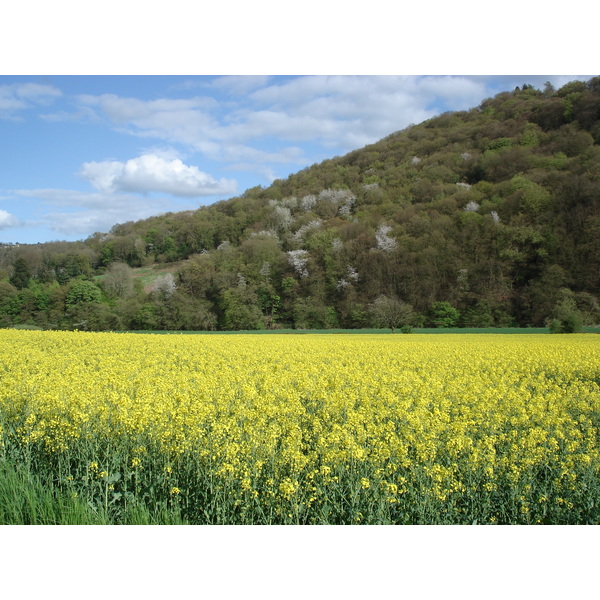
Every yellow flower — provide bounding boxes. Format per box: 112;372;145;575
279;478;297;500
2;329;599;523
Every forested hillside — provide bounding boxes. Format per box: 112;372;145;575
2;78;599;331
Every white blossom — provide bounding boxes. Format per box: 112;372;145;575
287;249;309;278
318;188;355;203
491;210;501;223
346;265;359;281
151;273;177;298
300;194;317;212
411;156;421;165
464;200;480;212
281;196;298;209
376;224;398;252
250;229;278;240
338;195;356;217
336;266;359;291
332;237;344;252
456;182;471;189
272;205;294;230
292;219;322;242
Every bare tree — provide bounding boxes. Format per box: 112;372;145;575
370;295;415;333
102;262;134;299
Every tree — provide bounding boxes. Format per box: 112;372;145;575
257;283;281;329
102;262;135;299
370;295;415;333
9;258;31;290
428;301;460;328
548;289;583;333
151;273;177;300
66;280;102;307
220;286;264;331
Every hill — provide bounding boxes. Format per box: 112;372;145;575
1;78;599;331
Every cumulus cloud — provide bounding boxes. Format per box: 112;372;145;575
79;154;237;197
0;209;19;229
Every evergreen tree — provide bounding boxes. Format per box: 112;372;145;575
9;258;31;290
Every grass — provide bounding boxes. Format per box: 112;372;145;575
0;458;188;525
95;262;186;293
121;326;600;335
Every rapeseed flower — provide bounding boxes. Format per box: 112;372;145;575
1;329;599;524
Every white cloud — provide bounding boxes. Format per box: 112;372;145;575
211;75;274;95
0;82;62;118
13;83;62;102
38;105;98;123
78;93;219;146
14;188;192;237
0;209;19;229
76;76;494;164
79;154;237;197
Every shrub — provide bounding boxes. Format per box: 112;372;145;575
548;290;584;333
428;301;460;328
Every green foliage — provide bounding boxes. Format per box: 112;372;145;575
293;297;337;330
428;301;460;328
548;290;584;333
220;286;265;331
9;258;31;290
519;123;541;147
66;279;102;307
509;175;552;215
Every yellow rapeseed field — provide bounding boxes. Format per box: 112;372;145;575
1;329;599;524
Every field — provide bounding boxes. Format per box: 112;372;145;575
1;329;599;524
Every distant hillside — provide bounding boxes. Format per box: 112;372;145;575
2;78;599;331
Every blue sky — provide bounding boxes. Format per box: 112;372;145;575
0;74;593;244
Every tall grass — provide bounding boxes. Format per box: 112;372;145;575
0;459;188;525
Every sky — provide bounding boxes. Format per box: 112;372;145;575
0;74;593;245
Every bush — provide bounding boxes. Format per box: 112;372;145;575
560;311;583;333
548;290;584;333
428;301;460;328
548;319;563;334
